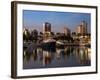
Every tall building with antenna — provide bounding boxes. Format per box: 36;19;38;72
43;22;51;39
76;21;88;35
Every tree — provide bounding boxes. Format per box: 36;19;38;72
30;29;38;42
77;33;81;37
51;32;55;36
40;32;43;35
72;32;76;36
23;29;30;42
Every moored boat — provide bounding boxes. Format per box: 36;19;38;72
42;38;56;52
56;40;64;48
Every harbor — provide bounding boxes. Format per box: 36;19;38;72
23;42;91;69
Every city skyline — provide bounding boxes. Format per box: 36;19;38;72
23;10;91;33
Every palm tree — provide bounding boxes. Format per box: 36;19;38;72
23;29;30;42
30;29;38;42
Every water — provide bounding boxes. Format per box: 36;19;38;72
23;43;91;69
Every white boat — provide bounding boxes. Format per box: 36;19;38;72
56;40;64;45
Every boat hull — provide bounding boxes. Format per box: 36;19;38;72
42;42;56;52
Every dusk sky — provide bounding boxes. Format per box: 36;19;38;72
23;10;91;33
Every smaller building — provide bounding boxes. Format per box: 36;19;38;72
63;27;71;36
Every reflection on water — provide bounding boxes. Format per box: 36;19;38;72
23;45;91;69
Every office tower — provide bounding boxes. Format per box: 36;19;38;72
43;22;51;38
76;21;88;35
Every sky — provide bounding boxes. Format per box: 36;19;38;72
23;10;91;33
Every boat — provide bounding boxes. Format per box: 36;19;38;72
42;38;56;52
56;40;65;48
79;43;91;48
56;40;64;45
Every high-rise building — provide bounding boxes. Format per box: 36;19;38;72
63;27;71;35
43;22;51;38
43;22;51;33
76;21;88;35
